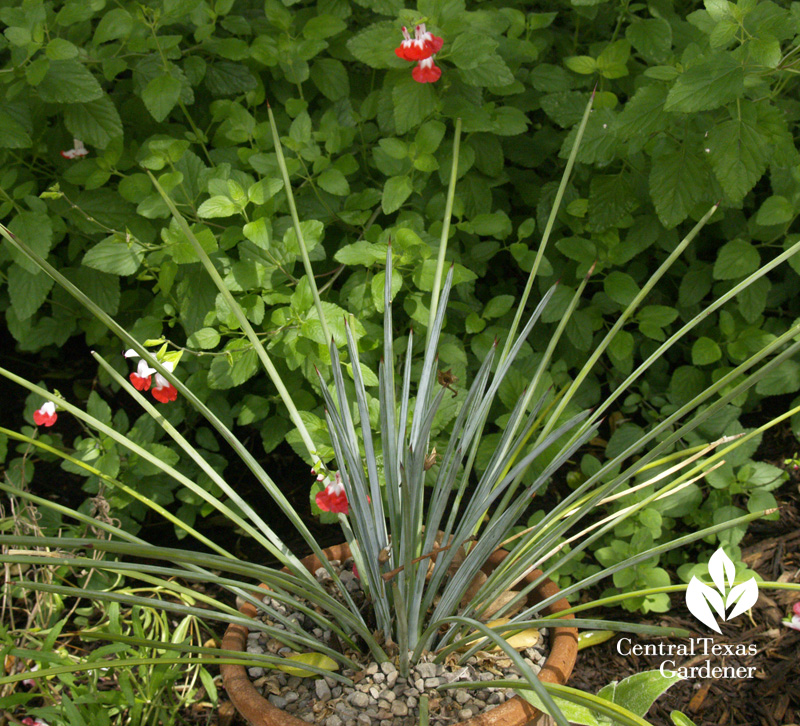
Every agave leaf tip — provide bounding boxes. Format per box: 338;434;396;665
587;260;598;277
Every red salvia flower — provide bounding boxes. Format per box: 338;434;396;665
412;56;442;84
61;138;88;159
314;470;349;515
33;401;57;427
395;24;443;62
129;358;155;391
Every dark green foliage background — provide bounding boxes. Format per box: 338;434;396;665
1;0;799;610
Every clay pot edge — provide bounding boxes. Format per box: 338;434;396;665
221;543;578;726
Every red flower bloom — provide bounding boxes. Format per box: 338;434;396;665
61;139;88;159
412;57;442;84
315;471;349;515
152;375;178;403
33;401;57;427
129;359;155;391
125;350;178;403
395;24;443;62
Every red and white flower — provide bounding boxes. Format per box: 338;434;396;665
785;601;800;631
129;358;156;391
60;139;88;160
21;717;50;726
313;468;349;515
395;24;443;62
33;401;57;427
412;56;442;84
152;361;177;403
124;350;177;403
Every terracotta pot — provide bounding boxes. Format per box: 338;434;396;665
221;543;578;726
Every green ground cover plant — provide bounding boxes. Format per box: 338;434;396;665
1;0;800;613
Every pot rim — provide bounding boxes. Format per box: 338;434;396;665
221;543;578;726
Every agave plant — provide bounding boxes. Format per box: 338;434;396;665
2;95;800;726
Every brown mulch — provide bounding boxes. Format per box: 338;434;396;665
567;477;800;726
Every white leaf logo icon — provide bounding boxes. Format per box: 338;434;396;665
726;578;759;620
685;549;758;632
686;577;725;633
708;548;736;593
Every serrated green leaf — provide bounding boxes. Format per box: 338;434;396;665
565;56;597;74
737;276;770;323
37;60;103;103
346;21;400;69
649;148;709;228
205;62;257;95
46;38;79;60
626;18;672;63
449;32;498;70
82;236;144;275
382;175;413;214
243;217;271;249
310;58;349;101
0;112;32;148
707;106;770;202
755;359;800;395
197;195;238;218
8;263;54;321
483;295;514;318
664;54;743;113
63;96;123;148
318;168;350;196
691;337;722;365
303;14;346;39
142;74;182;122
94;8;134;44
8;213;54;274
415;120;446;154
713;239;760;280
284;220;324;253
755;195;793;226
393;75;438;134
604;271;640;306
186;327;221;349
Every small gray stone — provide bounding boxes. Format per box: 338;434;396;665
315;679;332;701
348;691;370;708
455;689;471;704
458;708;474;720
284;691;299;704
268;695;287;709
386;671;398;688
380;661;397;675
325;716;343;726
248;667;265;678
391;701;409;717
424;677;440;689
416;663;437;679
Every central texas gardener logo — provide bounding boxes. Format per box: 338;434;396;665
686;549;759;633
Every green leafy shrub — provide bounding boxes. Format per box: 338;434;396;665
2;0;799;605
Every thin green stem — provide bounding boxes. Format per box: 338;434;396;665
266;102;332;346
500;90;594;364
426;118;462;346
